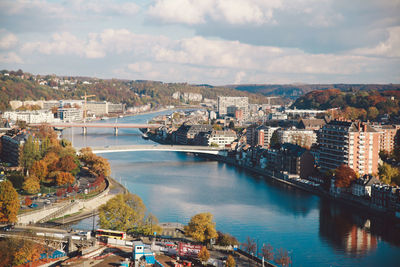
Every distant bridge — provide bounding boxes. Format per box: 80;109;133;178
89;144;225;155
29;122;163;135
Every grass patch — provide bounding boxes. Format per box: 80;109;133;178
49;211;82;222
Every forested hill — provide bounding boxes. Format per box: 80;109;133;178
228;84;400;99
291;89;400;121
0;70;273;111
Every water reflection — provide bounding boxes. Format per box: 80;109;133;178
318;199;400;257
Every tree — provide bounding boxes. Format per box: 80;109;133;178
58;155;78;173
261;243;274;261
56;171;75;186
23;176;41;194
184;212;218;242
334;164;357;188
269;130;280;148
378;163;400;185
217;231;239;247
25;196;32;206
20;135;41;171
29;160;48;181
0;180;20;223
274;248;292;267
213;124;223;131
7;171;24;190
228;121;235;129
225;255;236;267
242;237;256;255
198;246;210;264
99;194;149;232
367;107;379;120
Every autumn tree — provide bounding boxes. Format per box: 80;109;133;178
198;246;210;264
23;176;41;194
334;164;357;188
378;163;400;185
242;237;257;255
29;160;48;181
225;255;236;267
261;243;274;261
367;107;379;120
184;212;218;243
99;193;150;232
0;180;20;223
25;196;32;206
58;154;78;174
274;248;292;267
56;171;75;186
217;231;239;246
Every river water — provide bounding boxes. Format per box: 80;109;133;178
65;111;400;266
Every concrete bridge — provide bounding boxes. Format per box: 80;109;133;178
29;122;163;135
89;144;225;156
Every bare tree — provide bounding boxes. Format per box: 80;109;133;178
274;248;292;267
242;237;257;255
261;243;274;261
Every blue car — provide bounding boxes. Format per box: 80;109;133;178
29;203;38;208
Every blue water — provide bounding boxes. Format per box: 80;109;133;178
66;111;400;266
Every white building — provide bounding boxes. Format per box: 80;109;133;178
3;110;56;124
257;126;279;148
207;130;237;147
276;128;317;148
217;96;249;119
268;112;288;120
57;108;83;122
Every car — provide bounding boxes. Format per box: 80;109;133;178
29;203;38;208
1;225;14;231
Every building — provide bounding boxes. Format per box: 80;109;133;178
276;128;317;148
268;112;288;120
351;175;380;197
257;126;279;148
86;101;108;116
371;184;400;217
0;133;29;166
57;108;83;122
245;125;258;147
371;124;400;154
108;103;125;114
131;241;155;265
217;96;248;119
318;120;380;175
175;124;213;145
298;118;327;130
205;130;237;147
3;110;56;124
261;143;315;179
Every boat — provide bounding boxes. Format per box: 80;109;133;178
142;133;149;140
100;116;109;120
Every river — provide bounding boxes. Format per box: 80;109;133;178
64;111;400;266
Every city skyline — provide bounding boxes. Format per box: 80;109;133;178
0;0;399;85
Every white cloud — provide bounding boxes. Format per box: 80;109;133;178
353;26;400;58
0;52;23;63
0;30;18;50
70;0;140;16
148;0;282;25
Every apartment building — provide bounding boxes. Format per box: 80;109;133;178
318;120;380;175
3;110;56;124
276;128;317;148
371;124;400;154
57;108;83;122
217;96;248;119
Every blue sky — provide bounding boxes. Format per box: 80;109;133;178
0;0;399;85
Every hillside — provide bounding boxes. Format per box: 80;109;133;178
0;70;275;111
291;89;400;121
228;84;400;99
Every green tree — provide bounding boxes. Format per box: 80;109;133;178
0;180;20;223
378;163;399;185
225;255;236;267
184;212;218;242
7;171;24;190
198;246;210;265
21;135;40;171
269;130;280;148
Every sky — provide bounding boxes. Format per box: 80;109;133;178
0;0;399;85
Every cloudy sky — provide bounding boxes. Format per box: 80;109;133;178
0;0;399;85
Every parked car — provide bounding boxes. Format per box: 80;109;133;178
29;203;38;208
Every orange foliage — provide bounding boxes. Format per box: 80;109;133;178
57;155;77;172
29;160;48;181
24;197;32;206
56;172;75;186
335;164;358;188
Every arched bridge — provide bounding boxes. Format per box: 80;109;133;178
88;144;225;155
